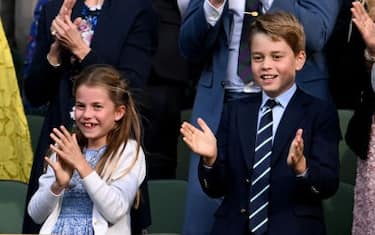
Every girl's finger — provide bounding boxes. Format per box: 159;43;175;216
60;125;73;141
53;127;69;144
44;156;56;171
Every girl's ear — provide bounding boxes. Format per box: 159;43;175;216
115;105;126;121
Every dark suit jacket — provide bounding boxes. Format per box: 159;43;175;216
198;89;340;235
23;0;156;233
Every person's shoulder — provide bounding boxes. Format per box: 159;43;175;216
296;89;337;114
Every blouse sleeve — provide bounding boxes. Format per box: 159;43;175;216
27;154;63;224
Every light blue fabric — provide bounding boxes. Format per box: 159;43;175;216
51;146;106;235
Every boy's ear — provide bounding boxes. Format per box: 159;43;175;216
295;50;306;71
115;105;126;121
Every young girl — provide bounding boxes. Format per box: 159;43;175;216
28;64;145;235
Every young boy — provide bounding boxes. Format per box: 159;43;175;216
180;11;340;235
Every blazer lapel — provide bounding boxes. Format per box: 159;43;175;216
238;94;262;169
271;89;310;166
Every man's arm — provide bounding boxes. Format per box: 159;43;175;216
179;0;227;63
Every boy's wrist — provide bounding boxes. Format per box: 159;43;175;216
293;157;307;175
202;156;216;167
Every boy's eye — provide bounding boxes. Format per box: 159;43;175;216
252;55;263;62
272;54;283;60
93;104;103;110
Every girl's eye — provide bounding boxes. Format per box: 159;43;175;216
273;54;282;60
75;104;85;110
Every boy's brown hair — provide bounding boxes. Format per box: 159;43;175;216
249;11;305;55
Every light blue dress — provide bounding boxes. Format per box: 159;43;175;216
51;146;106;235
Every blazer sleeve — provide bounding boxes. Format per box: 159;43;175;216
270;0;340;52
296;102;340;199
198;102;231;198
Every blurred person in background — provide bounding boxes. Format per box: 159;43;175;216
0;18;33;183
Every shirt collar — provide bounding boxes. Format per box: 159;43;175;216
261;84;297;109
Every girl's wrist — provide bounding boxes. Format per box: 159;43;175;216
51;181;66;195
76;160;94;178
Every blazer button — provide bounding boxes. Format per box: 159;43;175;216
220;81;226;87
240;208;247;214
245;178;250;183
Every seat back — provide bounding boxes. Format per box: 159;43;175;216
26;114;44;153
176;109;192;181
323;182;354;235
337;109;357;185
0;180;28;233
148;180;187;234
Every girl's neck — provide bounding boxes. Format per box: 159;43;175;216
86;144;107;152
87;138;107;150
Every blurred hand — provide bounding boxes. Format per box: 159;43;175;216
51;0;76;35
180;118;217;166
52;15;90;60
352;1;375;54
287;129;307;174
58;0;76;18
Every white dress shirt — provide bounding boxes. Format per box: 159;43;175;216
203;0;274;93
258;84;297;138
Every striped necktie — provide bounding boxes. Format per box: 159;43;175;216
237;0;260;83
249;99;277;234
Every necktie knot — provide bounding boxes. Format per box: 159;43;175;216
265;99;278;109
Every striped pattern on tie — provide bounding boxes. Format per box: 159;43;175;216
249;99;277;235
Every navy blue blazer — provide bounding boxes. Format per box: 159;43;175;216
198;89;340;235
23;0;156;233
